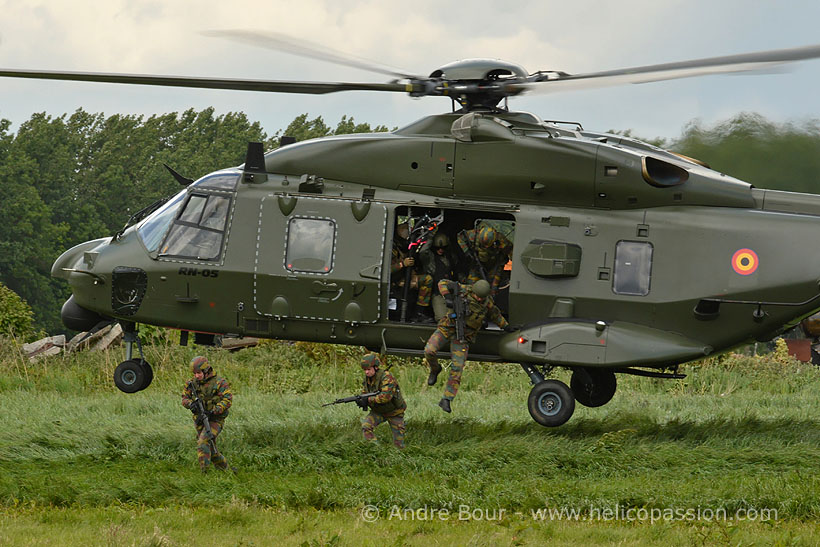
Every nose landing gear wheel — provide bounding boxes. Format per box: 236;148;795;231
527;379;575;427
113;358;153;393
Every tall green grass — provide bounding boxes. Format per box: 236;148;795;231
1;337;819;543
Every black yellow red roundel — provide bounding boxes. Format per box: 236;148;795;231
732;248;759;275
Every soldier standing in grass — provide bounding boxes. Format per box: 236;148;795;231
181;356;233;472
359;352;406;449
424;279;514;413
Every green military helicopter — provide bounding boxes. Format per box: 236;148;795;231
3;33;820;426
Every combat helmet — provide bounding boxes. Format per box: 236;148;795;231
472;279;491;298
360;352;382;369
432;233;449;248
191;355;213;377
476;225;497;248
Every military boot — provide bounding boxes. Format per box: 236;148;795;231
412;307;436;324
438;397;452;413
427;362;442;386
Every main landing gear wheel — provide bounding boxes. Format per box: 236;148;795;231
527;379;575;427
138;359;154;387
113;358;153;393
570;368;617;408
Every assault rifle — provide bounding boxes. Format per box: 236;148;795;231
187;379;217;455
322;391;380;409
446;282;467;342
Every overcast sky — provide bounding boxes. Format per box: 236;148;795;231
1;0;819;142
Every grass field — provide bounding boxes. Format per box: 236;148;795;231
1;337;819;545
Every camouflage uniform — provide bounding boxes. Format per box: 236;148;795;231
360;353;407;449
181;356;233;472
457;226;513;297
391;233;418;293
416;272;434;308
424;280;509;407
391;239;409;276
416;234;456;308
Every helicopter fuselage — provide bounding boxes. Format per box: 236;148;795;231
53;110;820;371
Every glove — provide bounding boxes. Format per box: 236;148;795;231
356;398;369;411
444;294;454;309
503;324;516;333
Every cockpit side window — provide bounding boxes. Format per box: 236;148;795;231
159;193;232;261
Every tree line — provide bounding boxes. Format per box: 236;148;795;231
0;108;817;335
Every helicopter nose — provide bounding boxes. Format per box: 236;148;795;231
61;295;111;332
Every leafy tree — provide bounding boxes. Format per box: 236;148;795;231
274;113;332;143
673;113;820;193
333;115;390;135
75;108;269;233
0;281;36;340
272;114;389;145
0;119;12;166
0;139;69;333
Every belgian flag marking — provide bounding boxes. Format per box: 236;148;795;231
732;248;759;275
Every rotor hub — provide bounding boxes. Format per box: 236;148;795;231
423;59;530;110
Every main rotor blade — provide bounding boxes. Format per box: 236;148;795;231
514;43;820;94
203;29;422;80
0;68;411;94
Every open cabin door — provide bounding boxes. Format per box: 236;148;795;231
253;195;387;324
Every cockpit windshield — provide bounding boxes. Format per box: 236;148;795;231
159;193;231;261
192;171;239;191
137;172;237;260
137;190;186;252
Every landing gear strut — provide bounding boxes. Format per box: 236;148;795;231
113;322;153;393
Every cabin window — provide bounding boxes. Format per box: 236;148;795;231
159;193;231;261
613;241;653;296
285;217;336;273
